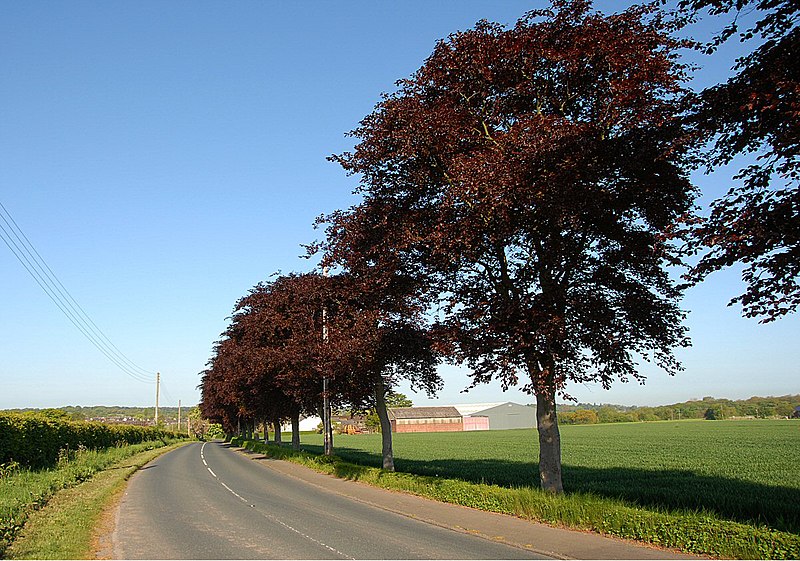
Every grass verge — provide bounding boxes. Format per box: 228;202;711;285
1;439;188;559
231;437;800;560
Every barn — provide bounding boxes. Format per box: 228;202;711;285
386;402;537;433
388;406;463;433
453;402;536;430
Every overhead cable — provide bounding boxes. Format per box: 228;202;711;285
0;201;155;383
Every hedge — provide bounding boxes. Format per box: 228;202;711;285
0;412;176;469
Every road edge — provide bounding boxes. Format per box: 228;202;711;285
90;441;192;559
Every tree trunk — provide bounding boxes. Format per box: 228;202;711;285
291;412;300;450
374;379;395;471
263;419;269;443
536;389;563;493
273;419;282;444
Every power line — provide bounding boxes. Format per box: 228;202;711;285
0;201;155;383
1;201;154;378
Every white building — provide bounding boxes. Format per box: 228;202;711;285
449;402;537;430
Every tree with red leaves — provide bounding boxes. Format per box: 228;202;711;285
242;273;440;468
223;273;338;449
313;218;443;469
325;0;695;492
199;338;257;438
680;0;799;322
200;279;317;448
203;271;441;466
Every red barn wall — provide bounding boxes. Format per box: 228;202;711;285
393;420;464;433
463;416;490;431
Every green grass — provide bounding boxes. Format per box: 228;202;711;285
232;435;800;559
297;420;800;534
0;438;187;558
235;419;799;558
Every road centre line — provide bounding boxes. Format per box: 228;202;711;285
199;442;354;560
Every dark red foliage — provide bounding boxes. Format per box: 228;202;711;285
681;0;799;321
322;0;695;491
200;271;442;446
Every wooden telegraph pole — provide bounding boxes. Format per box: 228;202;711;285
154;372;160;426
322;267;333;456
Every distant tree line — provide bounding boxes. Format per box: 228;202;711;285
557;395;800;424
1;406;193;424
200;0;798;494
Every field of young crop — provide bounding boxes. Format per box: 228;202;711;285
299;420;799;535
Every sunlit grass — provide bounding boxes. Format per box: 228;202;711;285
0;439;186;557
299;420;800;533
232;419;800;559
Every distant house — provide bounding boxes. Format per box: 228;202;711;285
452;402;537;430
793;406;800;419
388;406;463;433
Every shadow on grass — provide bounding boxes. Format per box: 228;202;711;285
301;443;800;534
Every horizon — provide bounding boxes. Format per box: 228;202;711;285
4;392;799;414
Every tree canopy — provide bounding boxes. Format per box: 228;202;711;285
682;0;799;321
200;271;441;465
321;0;695;492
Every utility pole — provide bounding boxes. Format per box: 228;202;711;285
154;372;160;426
322;266;332;456
177;399;181;433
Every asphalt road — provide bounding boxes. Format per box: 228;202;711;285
113;441;550;559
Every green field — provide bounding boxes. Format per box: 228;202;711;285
299;420;799;534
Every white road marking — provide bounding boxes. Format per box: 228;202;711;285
199;441;353;559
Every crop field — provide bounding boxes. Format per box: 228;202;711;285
299;420;799;534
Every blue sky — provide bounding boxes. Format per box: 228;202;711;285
1;1;797;410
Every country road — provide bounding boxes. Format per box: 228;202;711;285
112;441;547;559
112;441;694;560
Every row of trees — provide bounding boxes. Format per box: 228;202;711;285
199;272;441;470
201;0;797;493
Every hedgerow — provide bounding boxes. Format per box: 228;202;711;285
0;412;176;469
0;438;186;557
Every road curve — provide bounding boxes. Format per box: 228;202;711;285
113;441;548;559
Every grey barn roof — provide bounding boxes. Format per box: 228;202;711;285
388;406;462;420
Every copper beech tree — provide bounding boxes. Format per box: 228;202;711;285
199;329;301;445
681;0;799;321
322;0;695;492
201;272;441;469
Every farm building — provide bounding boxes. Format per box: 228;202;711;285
387;402;537;433
388;406;463;433
453;402;537;430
